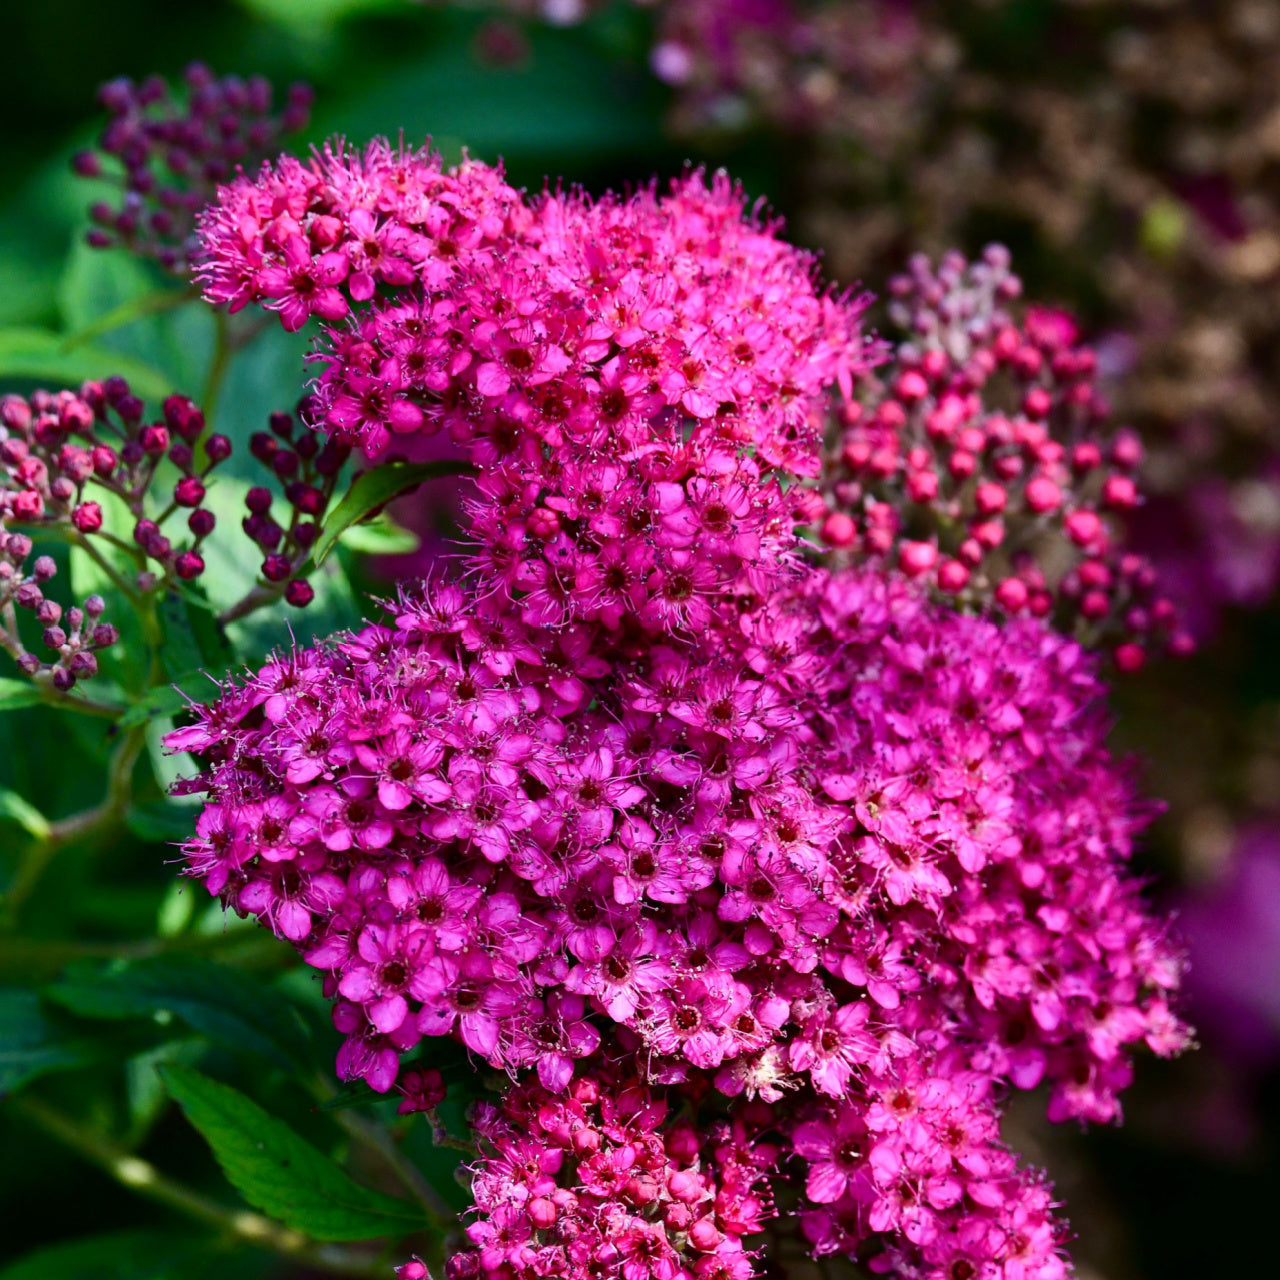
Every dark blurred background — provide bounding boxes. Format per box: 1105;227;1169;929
2;3;1280;1279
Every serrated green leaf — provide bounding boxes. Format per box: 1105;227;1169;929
0;677;43;713
314;460;473;567
160;1064;429;1241
0;1229;230;1280
0;327;171;401
47;956;312;1071
0;789;51;840
0;988;96;1095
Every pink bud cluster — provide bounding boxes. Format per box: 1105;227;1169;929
195;140;876;634
241;406;350;610
0;533;117;690
818;247;1194;670
173;143;1189;1280
1;382;228;585
73;63;313;273
446;1067;777;1280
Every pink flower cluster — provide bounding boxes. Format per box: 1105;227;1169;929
173;139;1189;1280
447;1068;777;1280
74;64;313;273
819;247;1194;670
196;141;875;633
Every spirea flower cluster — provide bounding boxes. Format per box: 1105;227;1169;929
819;247;1194;669
171;138;1189;1280
197;142;874;633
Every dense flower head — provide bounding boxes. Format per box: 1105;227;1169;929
176;139;1191;1280
74;63;313;273
195;139;878;634
818;247;1195;669
169;562;1185;1277
447;1065;777;1280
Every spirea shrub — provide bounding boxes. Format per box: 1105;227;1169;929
161;137;1191;1280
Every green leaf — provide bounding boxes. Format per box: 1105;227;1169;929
235;0;401;34
124;799;200;844
0;327;172;401
0;1230;230;1280
0;789;51;840
0;677;43;713
46;956;313;1071
338;511;422;557
158;587;235;683
160;1064;429;1241
56;242;214;396
59;286;199;352
117;673;216;730
313;460;473;567
0;988;95;1095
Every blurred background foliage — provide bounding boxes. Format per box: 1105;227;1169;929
1;3;1279;1280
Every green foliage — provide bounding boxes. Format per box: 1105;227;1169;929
0;327;170;399
0;989;96;1094
313;459;475;566
46;956;316;1071
0;1230;233;1280
0;679;45;713
160;1064;430;1241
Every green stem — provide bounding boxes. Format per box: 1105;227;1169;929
202;309;232;420
217;582;284;627
10;1095;387;1279
0;724;146;928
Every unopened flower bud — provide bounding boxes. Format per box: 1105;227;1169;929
528;1197;557;1229
820;511;857;548
1101;474;1138;510
174;551;205;580
32;556;57;583
72;502;104;533
68;650;98;678
974;482;1007;515
898;540;938;577
689;1219;723;1251
995;577;1028;612
285;579;315;607
205;434;233;463
262;554;292;582
188;508;216;537
174;476;206;507
1064;509;1102;547
1023;476;1062;513
245;486;273;515
937;559;970;593
1114;643;1145;673
91;622;120;647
